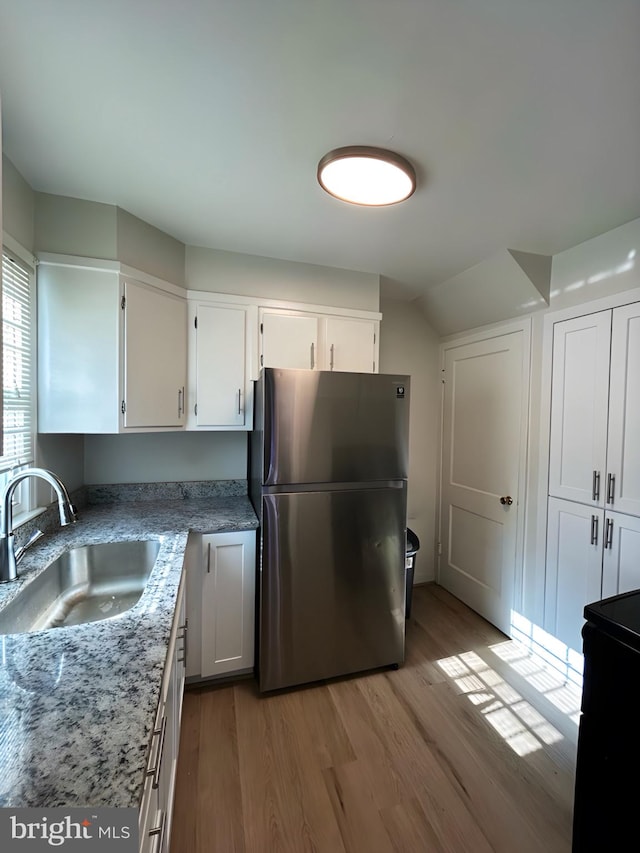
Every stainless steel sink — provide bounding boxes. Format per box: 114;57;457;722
0;539;160;634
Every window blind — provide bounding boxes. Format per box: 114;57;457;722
1;250;34;472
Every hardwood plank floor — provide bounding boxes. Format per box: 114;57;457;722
171;584;580;852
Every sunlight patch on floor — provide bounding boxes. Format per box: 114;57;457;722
436;633;580;757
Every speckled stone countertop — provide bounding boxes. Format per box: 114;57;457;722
0;487;258;809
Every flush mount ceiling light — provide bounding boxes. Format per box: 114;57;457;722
317;146;416;206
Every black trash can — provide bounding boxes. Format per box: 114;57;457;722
405;528;420;619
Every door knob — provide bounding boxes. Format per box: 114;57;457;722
500;496;513;506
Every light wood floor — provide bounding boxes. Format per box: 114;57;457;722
171;583;580;852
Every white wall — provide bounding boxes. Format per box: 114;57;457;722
379;298;441;582
2;155;34;250
116;207;186;287
35;192;118;259
186;245;380;312
84;432;248;485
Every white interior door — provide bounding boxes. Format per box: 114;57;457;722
440;328;529;635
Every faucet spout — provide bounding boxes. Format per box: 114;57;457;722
0;467;78;583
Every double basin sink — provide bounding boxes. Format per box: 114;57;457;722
0;539;160;635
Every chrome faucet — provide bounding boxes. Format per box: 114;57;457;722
0;467;78;583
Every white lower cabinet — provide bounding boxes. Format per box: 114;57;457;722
186;530;256;681
139;576;186;853
545;497;640;655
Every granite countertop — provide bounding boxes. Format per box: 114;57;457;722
0;490;258;809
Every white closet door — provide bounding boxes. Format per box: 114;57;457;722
548;312;611;506
601;510;640;599
606;303;640;517
545;497;603;655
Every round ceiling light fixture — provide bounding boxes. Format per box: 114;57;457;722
317;146;416;207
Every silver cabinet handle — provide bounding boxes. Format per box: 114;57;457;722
205;542;212;574
310;342;315;369
330;344;335;370
146;714;167;789
605;517;614;549
178;386;184;417
178;619;188;664
592;470;601;502
238;388;242;415
149;810;166;853
590;514;599;545
606;473;616;504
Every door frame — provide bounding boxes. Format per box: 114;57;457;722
437;317;532;623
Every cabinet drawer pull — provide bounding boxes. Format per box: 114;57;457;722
178;386;184;418
590;515;598;546
238;388;242;415
310;342;315;369
606;473;616;504
605;517;614;550
149;810;166;853
592;470;600;502
330;344;335;371
146;714;167;789
178;620;188;664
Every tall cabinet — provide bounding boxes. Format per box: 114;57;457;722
545;302;640;653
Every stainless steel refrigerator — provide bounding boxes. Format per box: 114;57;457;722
250;367;410;692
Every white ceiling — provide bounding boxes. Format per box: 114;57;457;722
0;0;639;301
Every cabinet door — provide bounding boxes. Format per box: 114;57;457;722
606;303;640;517
545;497;603;655
260;309;319;369
194;303;248;427
200;530;256;679
601;511;640;598
322;316;378;373
123;280;187;428
37;263;121;433
548;312;611;505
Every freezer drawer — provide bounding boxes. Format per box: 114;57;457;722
259;484;407;692
261;368;410;486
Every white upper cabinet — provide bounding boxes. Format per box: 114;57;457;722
606;303;640;516
321;316;379;373
259;306;381;373
123;280;187;428
260;308;320;370
548;311;611;505
187;300;256;430
549;303;640;514
38;256;187;433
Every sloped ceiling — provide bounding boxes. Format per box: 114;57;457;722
0;0;639;320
